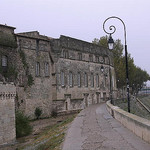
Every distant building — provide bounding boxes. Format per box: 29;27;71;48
0;24;117;118
139;87;150;95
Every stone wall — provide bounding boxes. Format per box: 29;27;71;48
106;100;150;144
0;82;16;146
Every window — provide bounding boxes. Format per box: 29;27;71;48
100;56;104;63
112;75;115;88
36;40;39;53
36;62;40;76
91;73;94;87
104;76;106;87
61;71;65;86
95;56;99;63
96;74;99;87
84;73;88;87
89;54;93;62
69;72;73;87
2;55;7;67
45;62;49;76
63;50;69;59
77;72;81;87
78;53;82;61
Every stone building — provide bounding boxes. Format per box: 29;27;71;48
50;35;116;113
0;24;117;119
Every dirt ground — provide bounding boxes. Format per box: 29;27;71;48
1;115;73;150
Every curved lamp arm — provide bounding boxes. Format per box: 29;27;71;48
103;16;127;45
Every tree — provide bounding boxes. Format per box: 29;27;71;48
93;36;108;48
92;36;150;92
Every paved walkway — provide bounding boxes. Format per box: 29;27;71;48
62;103;150;150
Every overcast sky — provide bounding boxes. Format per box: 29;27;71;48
1;0;150;77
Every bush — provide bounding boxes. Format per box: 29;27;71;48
27;74;34;87
34;107;42;119
16;111;32;138
51;109;58;118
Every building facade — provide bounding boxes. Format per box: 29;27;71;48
51;35;116;113
0;24;117;119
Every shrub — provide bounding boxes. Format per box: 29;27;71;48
34;107;42;119
27;74;34;87
51;109;58;118
19;50;28;69
16;111;32;138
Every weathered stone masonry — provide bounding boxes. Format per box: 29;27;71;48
0;24;116;120
0;83;16;145
16;31;54;118
50;35;116;113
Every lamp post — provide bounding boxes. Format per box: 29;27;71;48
107;57;113;104
103;16;130;113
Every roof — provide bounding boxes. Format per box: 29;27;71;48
0;24;16;29
16;31;53;41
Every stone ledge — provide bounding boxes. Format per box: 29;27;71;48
106;100;150;144
57;109;82;116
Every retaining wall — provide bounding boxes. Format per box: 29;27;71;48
106;100;150;144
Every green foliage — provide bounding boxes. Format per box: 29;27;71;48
93;36;108;48
19;50;28;69
0;31;17;48
27;74;34;87
1;65;18;81
19;50;34;87
6;65;18;79
51;109;58;118
16;111;32;138
34;107;42;119
92;36;150;91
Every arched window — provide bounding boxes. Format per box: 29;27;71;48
89;54;93;62
61;71;65;86
91;73;94;87
78;53;82;60
69;72;73;87
2;55;8;67
96;74;99;87
35;62;40;76
95;56;99;63
84;72;88;87
63;50;69;59
44;62;49;76
77;72;81;87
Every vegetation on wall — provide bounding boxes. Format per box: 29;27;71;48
0;65;18;81
19;50;28;69
0;31;17;48
27;74;34;87
19;50;34;87
5;65;18;79
92;36;150;93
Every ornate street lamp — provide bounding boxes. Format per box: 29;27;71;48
108;34;114;50
103;16;130;113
